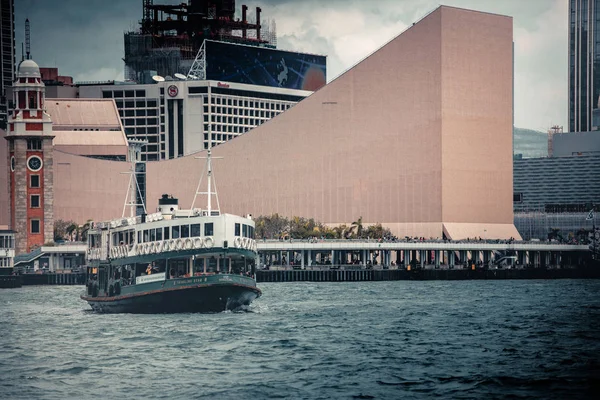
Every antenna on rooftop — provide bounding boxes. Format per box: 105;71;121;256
25;18;31;60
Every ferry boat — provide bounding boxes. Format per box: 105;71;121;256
81;147;261;313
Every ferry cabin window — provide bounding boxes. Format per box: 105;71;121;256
164;227;170;240
137;231;141;244
191;224;200;237
156;228;162;241
249;226;254;238
181;225;190;238
204;223;214;236
150;229;156;242
172;226;180;239
235;223;240;236
143;230;149;242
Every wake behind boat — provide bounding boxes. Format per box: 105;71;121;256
81;145;261;313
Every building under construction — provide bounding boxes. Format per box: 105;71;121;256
124;0;278;83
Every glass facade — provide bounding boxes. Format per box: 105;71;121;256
0;0;14;130
569;0;600;132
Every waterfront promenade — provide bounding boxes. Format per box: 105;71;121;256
256;238;592;270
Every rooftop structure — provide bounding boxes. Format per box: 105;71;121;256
45;99;128;159
125;0;278;83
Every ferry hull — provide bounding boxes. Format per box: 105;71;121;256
81;283;261;313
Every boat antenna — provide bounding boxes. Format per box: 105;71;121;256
191;148;223;215
121;140;148;217
191;121;222;215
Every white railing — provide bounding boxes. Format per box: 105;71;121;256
93;236;258;261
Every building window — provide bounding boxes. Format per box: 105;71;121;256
30;175;40;188
204;223;214;236
27;139;42;150
513;193;523;203
29;95;38;109
30;195;40;208
31;219;40;234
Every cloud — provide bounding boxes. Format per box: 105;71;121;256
512;0;568;131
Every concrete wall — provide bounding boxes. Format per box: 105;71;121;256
52;150;130;224
440;8;514;224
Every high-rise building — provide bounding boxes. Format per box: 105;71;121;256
0;0;15;130
569;0;600;132
73;79;310;161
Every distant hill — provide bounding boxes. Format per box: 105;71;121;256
513;127;548;158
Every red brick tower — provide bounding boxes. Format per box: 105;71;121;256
5;59;54;254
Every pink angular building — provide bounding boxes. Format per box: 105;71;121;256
4;6;521;253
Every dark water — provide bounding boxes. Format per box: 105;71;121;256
1;281;599;399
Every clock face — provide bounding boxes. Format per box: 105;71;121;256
10;156;15;172
27;156;43;172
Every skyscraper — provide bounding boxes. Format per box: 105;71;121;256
0;0;14;130
569;0;600;132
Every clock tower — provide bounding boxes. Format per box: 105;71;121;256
5;59;54;254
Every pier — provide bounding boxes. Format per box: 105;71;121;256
18;272;86;286
256;266;600;282
255;239;596;282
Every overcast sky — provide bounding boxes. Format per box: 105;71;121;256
15;0;568;131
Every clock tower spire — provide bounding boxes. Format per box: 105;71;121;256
5;59;54;254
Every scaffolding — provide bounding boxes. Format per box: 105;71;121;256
123;0;277;82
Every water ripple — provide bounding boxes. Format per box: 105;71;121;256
1;281;599;399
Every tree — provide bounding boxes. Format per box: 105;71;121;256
80;220;93;242
364;223;392;239
54;219;74;241
66;223;78;241
350;216;364;238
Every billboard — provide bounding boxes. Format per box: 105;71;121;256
205;40;327;91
